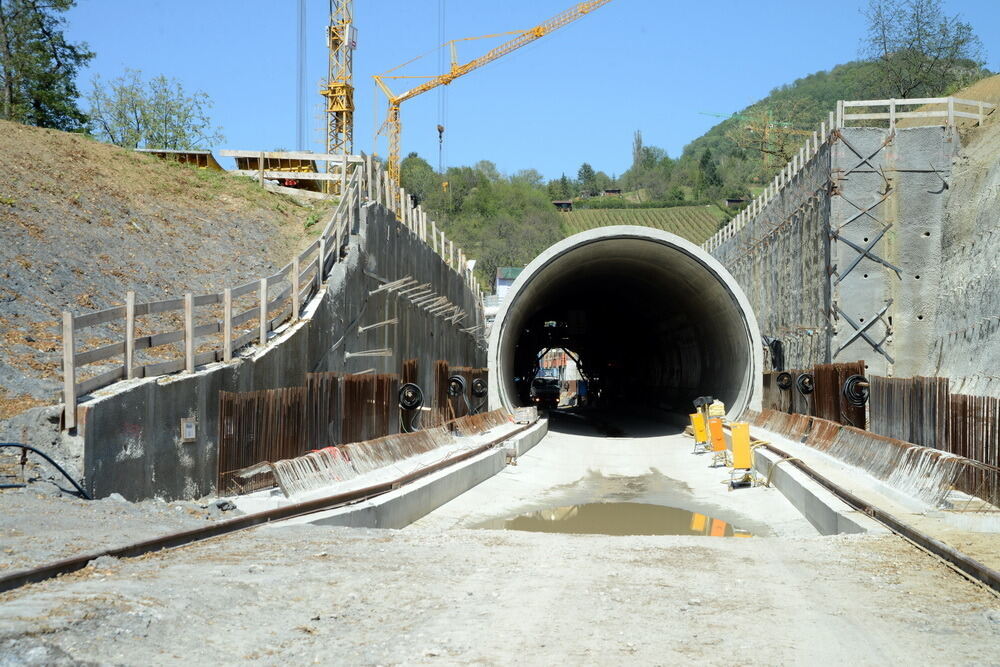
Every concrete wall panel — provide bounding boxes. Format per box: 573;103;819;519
78;203;485;500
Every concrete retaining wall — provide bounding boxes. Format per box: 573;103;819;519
830;126;958;377
78;203;485;501
708;125;960;378
711;143;832;369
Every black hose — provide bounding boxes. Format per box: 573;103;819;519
775;372;793;390
0;443;91;499
842;374;870;407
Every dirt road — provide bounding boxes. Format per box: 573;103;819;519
1;413;998;664
1;524;998;665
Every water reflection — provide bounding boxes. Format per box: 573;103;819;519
474;502;753;537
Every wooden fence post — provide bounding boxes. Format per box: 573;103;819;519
258;151;265;186
340;154;347;195
431;220;438;253
888;99;897;132
125;291;135;380
365;154;373;200
335;213;343;263
947;97;955;126
348;177;356;232
223;288;233;362
292;258;301;321
978;100;985;125
258;278;268;346
317;239;326;288
836;101;844;129
62;311;76;429
184;293;194;373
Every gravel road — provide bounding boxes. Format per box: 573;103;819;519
1;525;998;665
2;413;998;664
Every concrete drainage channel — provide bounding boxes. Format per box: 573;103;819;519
276;419;549;530
750;444;884;535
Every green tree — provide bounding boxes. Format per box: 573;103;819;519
512;168;544;187
0;0;92;129
400;152;439;204
577;162;597;196
87;69;225;149
861;0;986;98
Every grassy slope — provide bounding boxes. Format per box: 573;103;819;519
0;119;334;414
559;206;724;244
897;73;1000;131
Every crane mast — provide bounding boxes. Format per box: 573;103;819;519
322;0;355;162
374;0;612;200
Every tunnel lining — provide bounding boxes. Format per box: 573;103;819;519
488;226;762;420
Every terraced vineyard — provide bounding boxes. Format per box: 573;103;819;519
560;206;725;244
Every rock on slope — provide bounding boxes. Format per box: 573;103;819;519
0;119;332;415
928;76;1000;396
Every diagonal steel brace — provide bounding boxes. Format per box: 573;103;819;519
834;301;895;363
832;225;902;283
837;133;891;182
833;190;891;230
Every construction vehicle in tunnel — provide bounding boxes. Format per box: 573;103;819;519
529;368;561;410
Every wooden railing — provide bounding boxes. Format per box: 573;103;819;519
61;155;482;428
701;95;996;255
702;111;834;254
838;96;996;130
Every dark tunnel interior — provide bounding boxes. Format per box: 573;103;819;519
492;236;758;421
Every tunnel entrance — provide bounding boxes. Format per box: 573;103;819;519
489;227;761;421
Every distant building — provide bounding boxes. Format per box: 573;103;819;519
601;188;623;197
495;267;524;300
551;200;573;212
725;197;748;207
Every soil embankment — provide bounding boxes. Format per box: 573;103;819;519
929;75;1000;396
0;120;332;415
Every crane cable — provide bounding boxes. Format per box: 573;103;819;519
437;0;447;176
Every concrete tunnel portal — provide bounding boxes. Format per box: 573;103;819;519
488;226;762;421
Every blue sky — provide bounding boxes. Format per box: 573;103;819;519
66;1;999;180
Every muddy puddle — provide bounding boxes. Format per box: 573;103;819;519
474;502;753;537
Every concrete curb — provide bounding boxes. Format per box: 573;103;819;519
752;446;886;535
279;419;549;530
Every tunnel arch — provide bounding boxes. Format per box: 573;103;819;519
488;226;762;420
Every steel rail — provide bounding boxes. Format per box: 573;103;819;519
0;422;535;594
761;440;1000;596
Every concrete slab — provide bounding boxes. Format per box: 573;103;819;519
412;412;817;537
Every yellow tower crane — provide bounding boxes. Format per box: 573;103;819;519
321;0;356;158
373;0;612;202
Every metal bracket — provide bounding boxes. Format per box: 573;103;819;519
834;301;894;363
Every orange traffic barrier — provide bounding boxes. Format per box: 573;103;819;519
730;422;752;469
708;417;726;452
